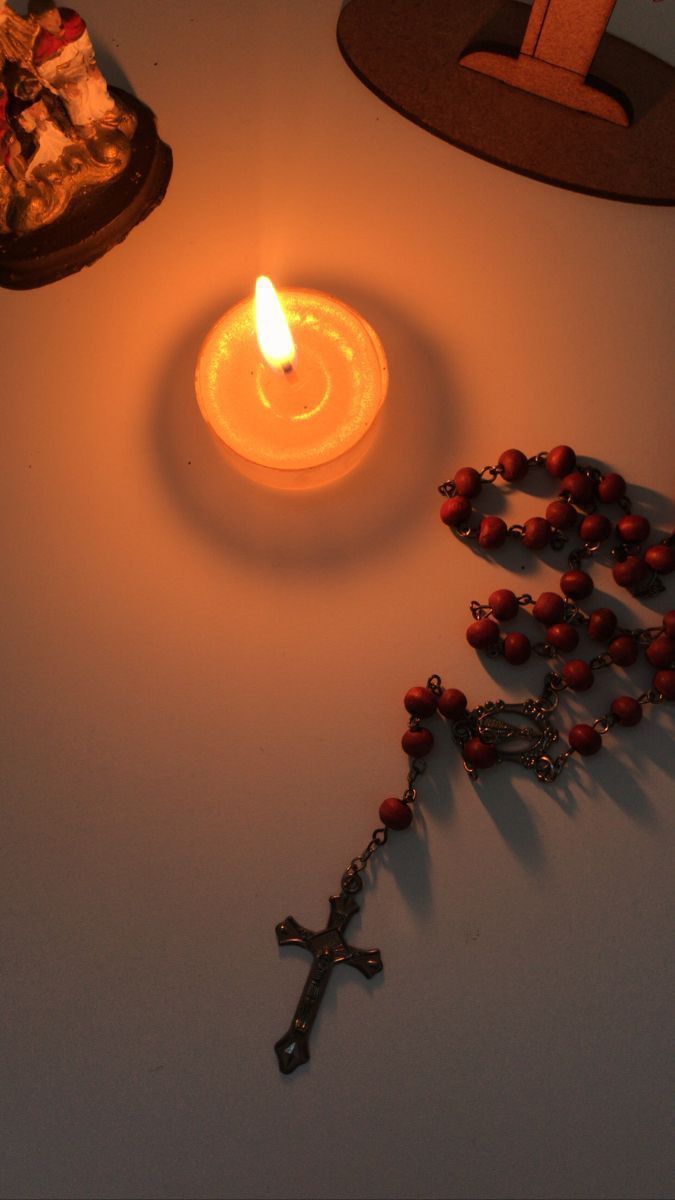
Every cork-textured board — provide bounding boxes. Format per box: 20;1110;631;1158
337;0;675;205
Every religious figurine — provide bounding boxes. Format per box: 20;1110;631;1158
29;1;119;132
0;0;172;289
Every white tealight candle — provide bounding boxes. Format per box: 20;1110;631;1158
195;277;388;488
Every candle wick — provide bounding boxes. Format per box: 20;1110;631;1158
282;361;296;381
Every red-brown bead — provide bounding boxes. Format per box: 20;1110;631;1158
663;611;675;639
587;608;618;641
546;500;578;531
562;659;594;691
569;724;602;755
546;445;576;478
498;448;528;482
608;635;638;667
646;635;675;669
521;517;551;551
503;632;531;664
438;688;468;721
478;516;508;549
379;797;413;831
533;591;566;625
645;544;675;575
579;514;612;543
454;467;482;498
440;496;472;527
597;473;626;503
560;569;594;600
612;556;647;589
463;737;498;769
547;623;579;652
617;514;650;544
560;470;594;505
610;696;643;727
404;686;437;717
653;670;675;700
488;588;519;620
466;618;500;649
402;728;434;757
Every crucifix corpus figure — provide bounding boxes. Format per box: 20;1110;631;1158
460;0;663;127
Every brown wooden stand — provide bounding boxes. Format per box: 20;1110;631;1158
337;0;675;205
460;0;631;127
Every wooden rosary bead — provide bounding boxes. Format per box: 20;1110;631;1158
653;670;675;700
587;608;618;641
454;467;482;498
646;636;675;669
562;659;594;691
404;686;437;717
498;448;528;482
663;611;675;638
440;496;472;527
608;635;638;667
645;544;675;575
579;513;612;543
546;499;578;531
431;452;672;789
379;797;413;831
546;445;576;478
402;728;434;756
560;569;594;600
521;517;551;551
547;623;579;652
533;591;565;625
437;688;468;720
478;516;508;549
488;588;519;620
503;632;531;664
466;618;500;648
568;724;602;755
597;472;626;503
612;556;647;589
560;470;594;505
617;514;651;544
463;737;498;769
610;696;643;727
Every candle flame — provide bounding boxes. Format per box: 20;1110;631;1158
255;276;296;371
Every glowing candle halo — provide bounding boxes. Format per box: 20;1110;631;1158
195;279;388;488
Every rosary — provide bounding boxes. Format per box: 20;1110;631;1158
273;445;675;1074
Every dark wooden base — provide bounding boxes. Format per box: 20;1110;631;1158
0;88;173;290
337;0;675;205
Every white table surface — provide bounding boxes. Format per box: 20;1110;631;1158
2;3;674;1198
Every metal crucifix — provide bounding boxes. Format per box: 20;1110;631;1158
274;889;383;1074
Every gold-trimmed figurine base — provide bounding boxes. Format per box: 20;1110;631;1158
0;88;172;289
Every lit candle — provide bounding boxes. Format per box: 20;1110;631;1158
195;278;388;487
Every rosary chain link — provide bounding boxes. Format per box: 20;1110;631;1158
341;826;389;894
533;749;574;783
638;688;665;707
590;652;613;671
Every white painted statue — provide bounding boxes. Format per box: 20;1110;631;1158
28;0;117;131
